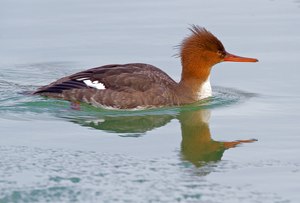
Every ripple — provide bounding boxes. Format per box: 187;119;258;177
0;146;289;203
0;63;257;120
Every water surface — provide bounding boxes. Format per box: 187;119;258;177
1;0;300;202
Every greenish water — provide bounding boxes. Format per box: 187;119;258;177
1;0;300;202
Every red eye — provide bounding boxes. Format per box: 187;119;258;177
217;50;225;58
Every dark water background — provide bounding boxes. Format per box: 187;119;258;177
1;0;300;202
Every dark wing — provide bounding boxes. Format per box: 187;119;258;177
34;79;87;94
34;63;177;94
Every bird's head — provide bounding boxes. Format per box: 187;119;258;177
180;26;258;80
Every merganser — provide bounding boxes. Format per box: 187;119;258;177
34;26;258;109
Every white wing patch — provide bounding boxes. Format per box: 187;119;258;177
83;79;106;90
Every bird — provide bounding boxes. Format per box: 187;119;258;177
34;25;258;109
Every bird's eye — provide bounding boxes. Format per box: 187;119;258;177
217;50;226;58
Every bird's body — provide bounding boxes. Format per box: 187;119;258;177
36;63;193;109
34;26;258;109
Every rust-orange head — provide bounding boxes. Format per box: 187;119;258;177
180;25;258;81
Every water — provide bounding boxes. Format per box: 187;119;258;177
1;0;300;202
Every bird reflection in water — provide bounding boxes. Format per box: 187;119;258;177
178;109;256;167
69;108;256;167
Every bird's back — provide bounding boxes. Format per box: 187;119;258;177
34;63;181;109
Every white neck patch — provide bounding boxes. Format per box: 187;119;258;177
83;80;106;90
197;77;212;100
